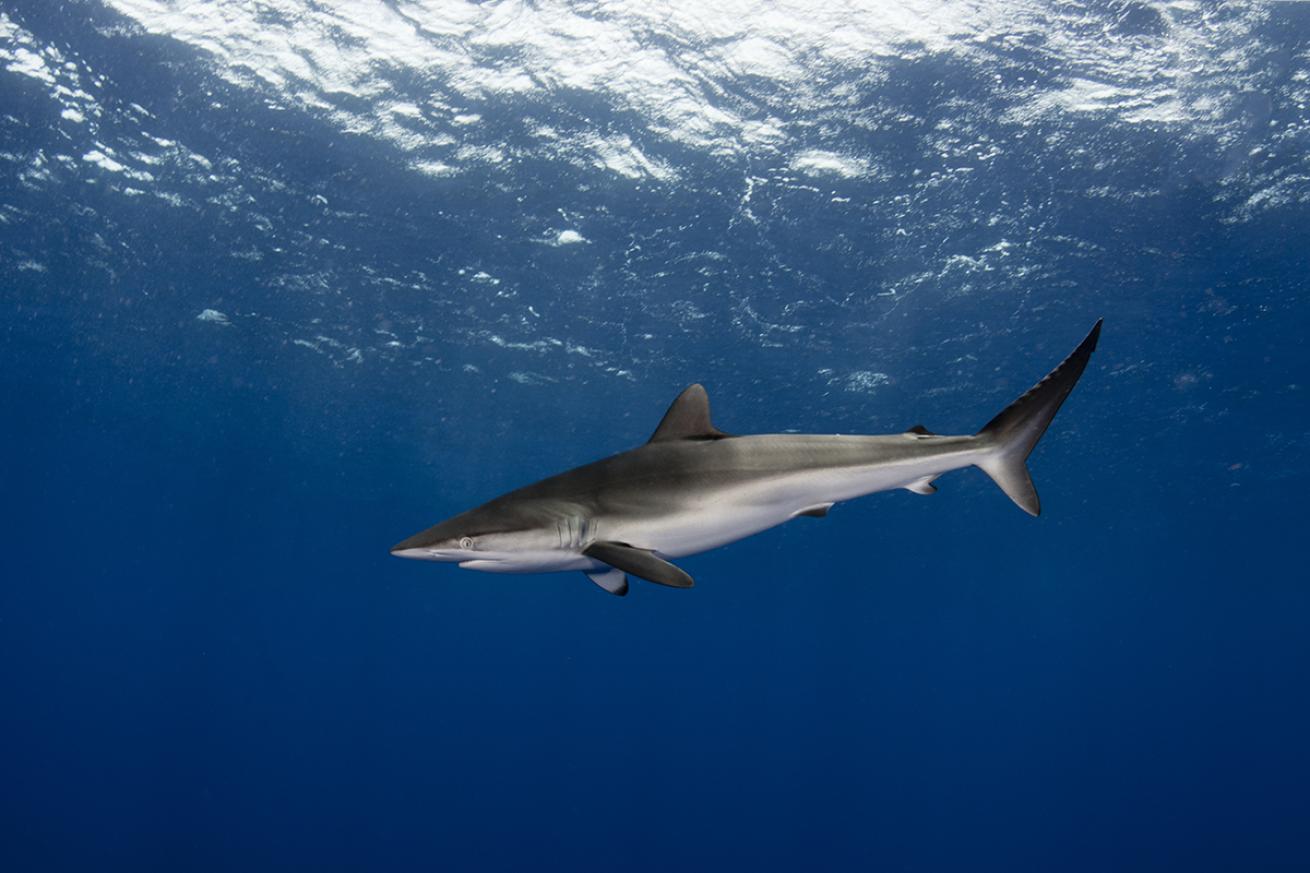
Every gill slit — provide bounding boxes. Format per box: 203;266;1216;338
558;513;596;551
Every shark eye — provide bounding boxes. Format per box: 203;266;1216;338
459;537;474;550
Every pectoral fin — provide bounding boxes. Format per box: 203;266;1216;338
583;541;695;589
585;567;629;596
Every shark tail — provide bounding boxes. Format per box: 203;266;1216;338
975;320;1102;516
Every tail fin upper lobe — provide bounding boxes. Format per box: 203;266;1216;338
976;320;1102;516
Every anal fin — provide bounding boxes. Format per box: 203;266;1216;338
905;476;938;495
793;503;834;518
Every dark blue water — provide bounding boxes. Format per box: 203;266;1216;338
3;2;1309;870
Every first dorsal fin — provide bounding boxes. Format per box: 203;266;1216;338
904;424;935;436
648;384;730;443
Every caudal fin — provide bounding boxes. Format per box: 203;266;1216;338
976;320;1102;516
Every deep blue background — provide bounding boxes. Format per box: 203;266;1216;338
3;2;1309;870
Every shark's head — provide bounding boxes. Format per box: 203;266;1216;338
390;499;580;573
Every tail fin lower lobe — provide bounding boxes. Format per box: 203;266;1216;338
976;320;1102;516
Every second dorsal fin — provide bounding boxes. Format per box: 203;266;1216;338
904;424;936;436
648;384;731;443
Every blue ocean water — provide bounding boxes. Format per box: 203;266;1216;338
3;1;1309;869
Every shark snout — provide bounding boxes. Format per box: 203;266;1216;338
390;528;461;561
387;519;455;561
390;545;464;561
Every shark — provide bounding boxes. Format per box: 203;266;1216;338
391;320;1102;596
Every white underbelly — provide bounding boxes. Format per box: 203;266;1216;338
629;503;794;558
612;463;938;559
459;550;596;573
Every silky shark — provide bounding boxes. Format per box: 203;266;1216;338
392;321;1102;596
